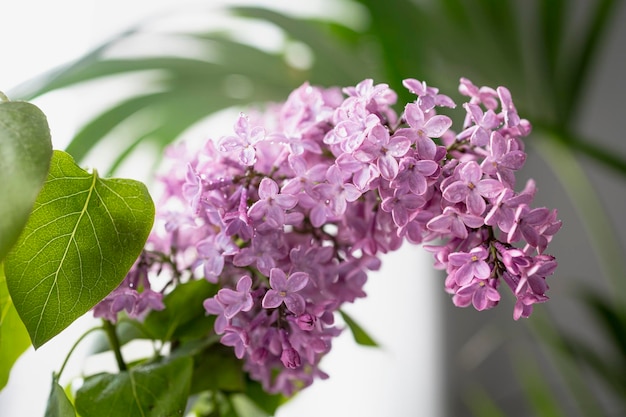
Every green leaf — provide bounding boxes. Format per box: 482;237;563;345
538;0;566;95
190;391;240;417
338;309;378;347
75;356;192;417
0;98;52;261
4;150;155;348
580;289;626;356
352;0;428;100
528;312;608;416
463;384;507;417
0;264;31;390
513;353;567;417
143;278;218;341
189;344;245;394
65;92;169;163
230;392;280;417
231;7;372;86
243;378;288;416
45;378;76;417
561;0;619;121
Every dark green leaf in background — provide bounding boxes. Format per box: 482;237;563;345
242;378;288;416
0;98;52;261
189;344;245;394
44;379;76;417
513;352;567;417
143;278;218;342
75;356;192;417
0;265;31;390
463;384;507;417
4;150;155;348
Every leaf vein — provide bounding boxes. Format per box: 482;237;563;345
33;171;98;342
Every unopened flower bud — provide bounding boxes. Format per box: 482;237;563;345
296;313;316;331
281;346;301;369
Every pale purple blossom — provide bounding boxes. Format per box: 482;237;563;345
448;246;491;286
391;156;438;195
262;268;309;315
196;233;239;282
481;131;526;187
442;161;504;215
248;178;298;228
221;326;249;359
354;124;411;180
457;103;500;146
380;189;425;227
218;113;266;166
402;78;456;110
314;165;362;216
216;275;254;319
404;103;452;140
427;206;484;239
97;76;562;395
454;278;501;310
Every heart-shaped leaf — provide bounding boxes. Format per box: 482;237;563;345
4;150;154;348
0;98;52;261
75;356;192;417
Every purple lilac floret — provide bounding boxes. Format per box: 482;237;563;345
94;77;561;395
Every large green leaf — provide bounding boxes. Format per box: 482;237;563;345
4;150;155;348
75;356;192;417
44;378;76;417
0;265;31;390
0;98;52;261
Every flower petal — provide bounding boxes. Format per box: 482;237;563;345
286;272;309;292
284;293;306;315
424;115;453;138
262;290;284;309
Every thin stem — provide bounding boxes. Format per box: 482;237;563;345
56;325;103;381
102;319;127;372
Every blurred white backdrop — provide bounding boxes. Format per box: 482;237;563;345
0;1;442;416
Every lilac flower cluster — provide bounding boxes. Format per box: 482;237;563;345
94;77;560;395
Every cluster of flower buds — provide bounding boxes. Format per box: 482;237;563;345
94;77;561;395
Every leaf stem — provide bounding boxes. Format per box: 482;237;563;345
102;319;127;371
56;325;103;381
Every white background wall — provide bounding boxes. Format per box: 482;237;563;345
0;1;442;416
